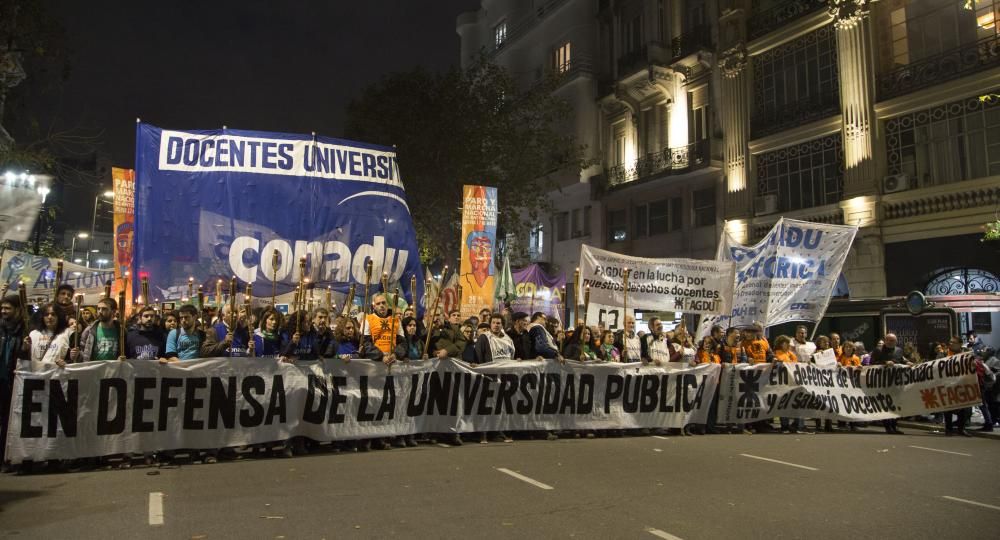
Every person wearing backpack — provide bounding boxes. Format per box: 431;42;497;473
976;351;996;432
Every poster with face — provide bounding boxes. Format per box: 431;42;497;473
458;185;497;318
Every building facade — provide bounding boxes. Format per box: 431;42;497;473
458;0;1000;336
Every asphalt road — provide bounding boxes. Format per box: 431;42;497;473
1;428;999;539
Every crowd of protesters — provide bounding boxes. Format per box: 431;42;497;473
1;283;997;474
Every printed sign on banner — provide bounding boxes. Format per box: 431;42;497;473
458;185;498;318
133;124;424;308
586;302;634;331
813;348;837;368
579;245;734;315
718;352;980;423
6;358;719;463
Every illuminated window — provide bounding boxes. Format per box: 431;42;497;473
890;0;998;68
495;21;507;49
554;41;571;73
608;209;627;243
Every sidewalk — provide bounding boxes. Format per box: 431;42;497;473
896;419;1000;440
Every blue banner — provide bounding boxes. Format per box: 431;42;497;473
134;123;424;306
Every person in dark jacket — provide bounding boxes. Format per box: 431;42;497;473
869;333;907;434
1;294;26;469
432;310;467;359
394;316;424;360
506;312;532;360
526;312;561;360
201;304;251;358
281;307;334;361
125;306;166;360
252;307;285;358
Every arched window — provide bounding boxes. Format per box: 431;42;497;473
924;268;1000;296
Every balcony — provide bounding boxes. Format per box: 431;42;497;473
877;34;1000;102
747;0;828;41
750;89;840;139
617;45;648;77
671;25;713;60
604;139;710;189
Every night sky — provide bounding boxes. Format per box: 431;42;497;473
41;0;480;167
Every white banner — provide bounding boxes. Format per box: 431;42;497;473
585;303;634;331
5;358;720;463
579;245;734;315
1;249;116;304
697;218;857;337
718;353;981;423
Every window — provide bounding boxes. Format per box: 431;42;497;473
554;41;571;74
636;197;682;236
752;26;839;135
529;224;544;260
495;21;507;49
608;209;627;243
756;133;844;212
583;205;592;236
571;208;581;237
614;126;627;166
689;86;709;142
693;187;716;228
886;91;1000;187
556;212;569;242
890;0;995;68
623;15;642;54
634;205;648;238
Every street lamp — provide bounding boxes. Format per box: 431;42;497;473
87;190;114;267
96;258;109;269
69;232;89;262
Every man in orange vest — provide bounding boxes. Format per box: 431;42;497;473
361;293;402;366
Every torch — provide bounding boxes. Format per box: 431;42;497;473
362;259;373;315
104;280;112;300
187;276;194;300
118;284;127;361
197;285;205;325
572;267;579;322
622;268;631;362
55;260;64;294
341;283;356;318
390;286;400;354
245;283;255;357
73;293;83;348
18;281;29;326
229;276;237;329
141;276;149;308
270;249;280;306
326;286;332;311
422;267;449;358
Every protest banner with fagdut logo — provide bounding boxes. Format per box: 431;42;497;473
5;358;719;463
579;245;734;315
718;352;981;423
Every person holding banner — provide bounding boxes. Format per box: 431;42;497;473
693;336;722;435
792;325;816;366
162;305;205;362
562;325;598;362
599;330;620;362
870;333;908;435
54;284;75;313
473;313;514;444
431;310;466;359
640;317;681;365
720;328;747;364
124;306;166;361
772;335;802;434
253;307;285;358
742;324;774;365
527;312;561;361
1;294;27;470
281;307;334;361
506;312;532;360
614;316;641;362
361;293;402;366
22;303;72;371
201;304;251;358
75;297;122;362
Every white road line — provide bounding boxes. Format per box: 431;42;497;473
739;453;818;471
909;445;972;457
645;527;684;539
652;435;669;440
148;492;164;526
496;468;554;490
437;443;452;449
942;496;1000;511
653;448;664;452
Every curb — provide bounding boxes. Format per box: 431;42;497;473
897;421;1000;441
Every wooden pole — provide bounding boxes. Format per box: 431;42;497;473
622;268;630;362
55;260;63;296
187;276;194;300
422;268;449;357
72;293;83;348
341;283;356;318
572;267;580;323
390;286;400;355
270;249;279;306
362;260;373;315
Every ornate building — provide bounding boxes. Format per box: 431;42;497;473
459;0;1000;336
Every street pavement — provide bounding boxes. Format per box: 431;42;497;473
1;427;999;539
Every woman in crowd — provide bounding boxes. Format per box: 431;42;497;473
79;306;96;328
161;310;178;334
692;336;721;434
393;316;424;361
813;335;834;432
22;303;72;371
562;325;597;361
253;307;285;358
598;329;619;361
902;342;922;363
857;342;871;365
720;328;747;364
772;335;801;433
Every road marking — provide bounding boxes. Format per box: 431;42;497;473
653;448;663;452
942;496;1000;511
645;527;684;539
739;454;818;471
437;443;452;449
496;468;554;490
148;492;164;526
909;445;972;457
652;435;669;440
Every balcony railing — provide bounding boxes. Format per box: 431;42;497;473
617;45;648;77
750;89;840;139
605;139;710;188
671;25;713;60
877;34;1000;102
490;0;572;56
747;0;828;41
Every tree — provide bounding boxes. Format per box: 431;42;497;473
344;58;587;267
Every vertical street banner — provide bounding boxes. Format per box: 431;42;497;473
510;263;565;321
699;218;857;334
112;167;135;307
458;185;497;318
579;245;734;315
133;124;424;307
